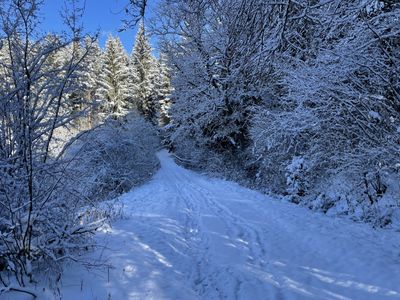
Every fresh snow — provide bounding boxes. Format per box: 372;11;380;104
4;151;399;299
368;111;382;121
60;150;400;300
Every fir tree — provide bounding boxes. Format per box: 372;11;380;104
83;37;103;101
130;22;158;123
65;40;91;114
81;37;103;125
97;35;130;117
155;53;173;126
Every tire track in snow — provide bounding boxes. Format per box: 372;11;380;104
154;152;400;300
164;165;282;299
158;159;242;298
184;178;341;299
179;177;280;299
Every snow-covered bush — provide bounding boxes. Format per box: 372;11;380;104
285;157;310;203
250;0;400;227
66;113;160;202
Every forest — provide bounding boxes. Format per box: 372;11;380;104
0;0;399;299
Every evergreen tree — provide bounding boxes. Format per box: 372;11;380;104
0;39;11;91
37;36;104;128
83;37;103;101
130;22;158;123
81;37;103;125
65;41;90;114
97;35;130;117
155;53;173;126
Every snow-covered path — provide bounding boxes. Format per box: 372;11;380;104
62;150;400;300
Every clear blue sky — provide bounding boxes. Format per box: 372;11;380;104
40;0;157;53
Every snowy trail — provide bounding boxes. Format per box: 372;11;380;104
61;150;400;300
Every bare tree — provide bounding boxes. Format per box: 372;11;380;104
121;0;148;29
0;0;102;294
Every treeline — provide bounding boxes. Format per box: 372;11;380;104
153;0;400;226
39;24;171;127
89;23;172;125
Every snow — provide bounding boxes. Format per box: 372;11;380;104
4;150;399;300
61;150;400;299
368;111;382;121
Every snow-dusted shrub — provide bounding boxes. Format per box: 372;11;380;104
0;165;104;283
167;118;254;184
0;114;159;297
246;0;400;227
66;113;160;202
249;106;319;195
354;168;400;227
285;157;310;203
309;194;336;214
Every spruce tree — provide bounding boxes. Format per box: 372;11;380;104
83;37;103;101
67;41;92;114
97;35;130;117
155;53;173;126
130;22;158;123
49;37;104;127
82;37;103;125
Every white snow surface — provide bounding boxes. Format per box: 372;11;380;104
8;150;399;300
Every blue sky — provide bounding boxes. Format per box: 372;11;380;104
40;0;156;53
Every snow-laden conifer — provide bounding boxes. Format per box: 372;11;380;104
130;22;159;123
97;35;130;117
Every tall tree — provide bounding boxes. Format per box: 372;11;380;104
82;37;103;102
157;0;272;154
155;53;173;126
82;37;103;125
96;35;130;117
130;22;158;123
